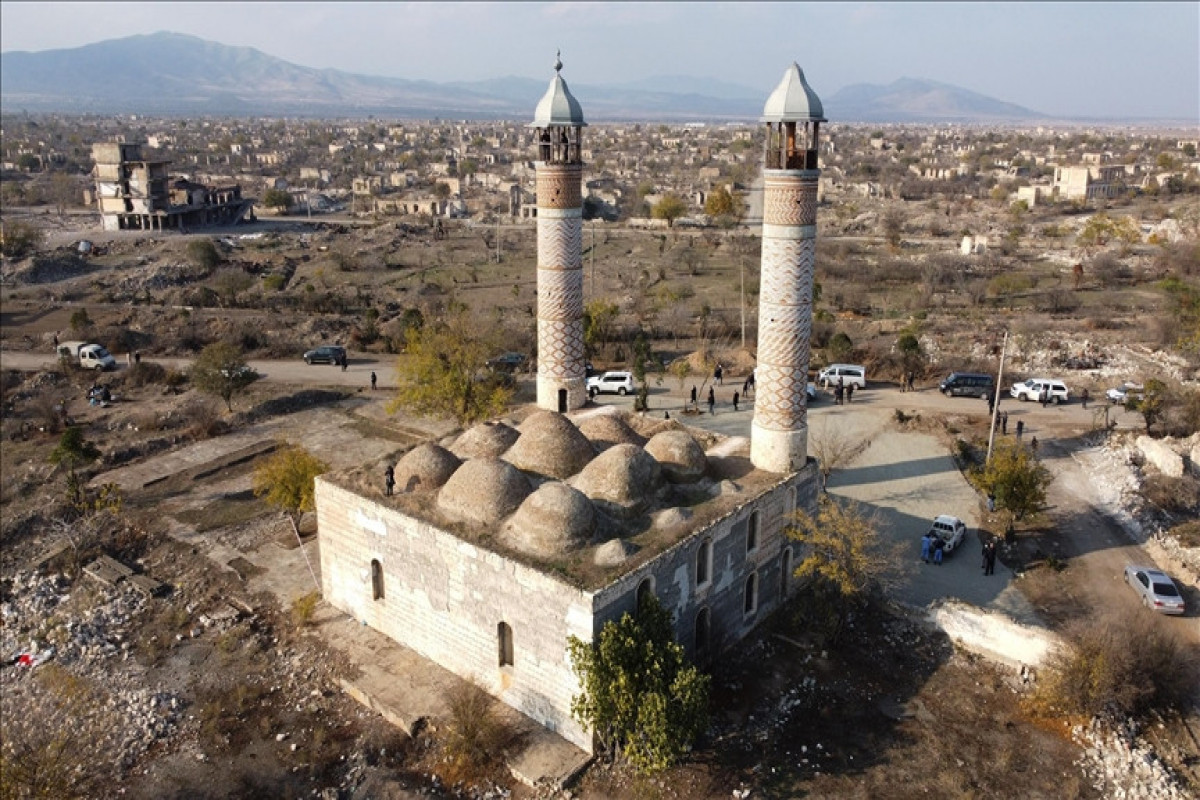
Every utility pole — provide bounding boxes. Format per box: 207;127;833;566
986;329;1008;465
591;220;596;292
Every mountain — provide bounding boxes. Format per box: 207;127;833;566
827;77;1046;122
2;32;1044;122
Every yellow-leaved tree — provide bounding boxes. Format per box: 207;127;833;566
253;443;328;591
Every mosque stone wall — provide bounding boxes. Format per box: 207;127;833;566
316;477;595;751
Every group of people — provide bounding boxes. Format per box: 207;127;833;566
687;366;755;416
920;531;945;565
833;377;854;405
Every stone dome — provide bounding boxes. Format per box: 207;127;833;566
572;443;661;519
450;421;519;460
501;482;595;558
437;458;531;527
593;537;634;567
503;411;596;479
644;430;707;483
576;413;647;452
394;443;460;493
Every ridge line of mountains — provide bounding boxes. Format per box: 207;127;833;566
0;31;1054;122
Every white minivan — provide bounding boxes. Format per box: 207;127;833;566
817;364;866;389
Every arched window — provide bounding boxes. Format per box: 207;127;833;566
497;622;513;668
743;572;758;617
694;607;711;657
746;511;759;553
781;548;792;598
696;538;712;588
371;559;385;601
636;576;656;613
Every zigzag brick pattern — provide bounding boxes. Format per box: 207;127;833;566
754;364;809;429
763;178;818;227
536;166;583;209
537;269;584;321
538;319;586;378
537;217;583;269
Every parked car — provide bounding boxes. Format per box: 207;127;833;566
587;371;635;396
1106;382;1144;405
817;364;866;389
486;352;526;373
940;372;995;398
303;345;347;365
56;341;117;371
1010;378;1069;404
1124;565;1186;615
927;515;967;553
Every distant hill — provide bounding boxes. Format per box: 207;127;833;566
826;77;1046;122
2;32;1046;122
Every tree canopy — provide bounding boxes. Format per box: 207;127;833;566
703;185;743;221
973;438;1052;520
261;188;294;210
651;194;688;227
190;342;259;411
567;595;709;774
252;444;328;517
387;304;511;425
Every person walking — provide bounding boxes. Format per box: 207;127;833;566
384;464;395;497
987;493;996;513
707;386;715;415
985;540;997;576
987;393;994;417
1081;388;1089;409
932;537;944;566
846;383;855;404
341;353;348;372
370;371;377;391
1016;419;1024;439
1030;436;1039;453
690;385;697;407
834;383;844;406
1001;411;1009;435
920;531;932;564
714;363;723;386
1040;386;1048;407
742;377;751;396
981;539;991;572
733;390;740;412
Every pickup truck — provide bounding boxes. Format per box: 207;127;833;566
56;341;117;371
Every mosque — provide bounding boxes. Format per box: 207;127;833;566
316;58;827;752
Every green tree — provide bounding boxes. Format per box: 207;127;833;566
1129;378;1168;434
973;439;1052;521
190;342;259;411
261;188;294;210
433;181;452;200
828;331;854;363
651;194;688;227
583;299;619;357
0;219;43;259
896;331;924;377
186;238;222;271
567;595;709;774
49;426;100;506
387;304;511;425
1077;213;1141;250
787;495;895;642
252;444;328;591
212;268;254;307
68;308;92;335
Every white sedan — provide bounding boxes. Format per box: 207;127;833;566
1124;565;1185;615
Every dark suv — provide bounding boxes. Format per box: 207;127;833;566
939;372;994;398
303;345;347;365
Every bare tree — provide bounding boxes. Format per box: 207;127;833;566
808;420;870;491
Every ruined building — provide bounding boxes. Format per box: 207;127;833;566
92;142;255;232
315;61;825;753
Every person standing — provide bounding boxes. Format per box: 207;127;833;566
714;363;723;386
834;382;844;406
707;386;715;415
846;383;855;404
1030;436;1039;453
1016;419;1024;439
1040;386;1048;407
370;371;377;391
733;390;740;412
985;540;997;576
690;385;697;407
987;493;996;513
384;464;395;497
1081;388;1089;409
920;531;932;564
1001;411;1009;435
932;537;944;566
341;353;348;372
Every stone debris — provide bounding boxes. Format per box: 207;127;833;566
1072;716;1189;800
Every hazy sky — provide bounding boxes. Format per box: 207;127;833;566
2;1;1197;119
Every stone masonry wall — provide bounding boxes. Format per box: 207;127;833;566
316;478;595;751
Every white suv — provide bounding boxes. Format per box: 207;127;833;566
1010;378;1069;404
587;371;635;397
817;364;866;389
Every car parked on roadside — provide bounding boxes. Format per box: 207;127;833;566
486;352;526;373
1124;565;1186;615
587;371;635;396
1106;382;1144;405
927;515;967;553
303;345;347;365
817;364;866;389
940;372;995;399
1010;378;1069;404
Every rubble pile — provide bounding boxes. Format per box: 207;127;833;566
1073;716;1189;800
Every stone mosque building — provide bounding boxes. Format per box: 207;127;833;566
315;60;826;752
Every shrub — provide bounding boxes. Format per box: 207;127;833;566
0;220;43;258
291;591;319;627
1030;608;1198;719
186;239;221;272
440;681;508;786
123;360;166;388
1142;474;1200;514
262;273;286;291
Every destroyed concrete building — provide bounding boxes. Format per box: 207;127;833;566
92;141;255;231
315;60;826;753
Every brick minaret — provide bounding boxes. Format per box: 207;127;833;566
531;53;587;413
751;63;825;473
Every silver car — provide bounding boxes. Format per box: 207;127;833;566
1124;565;1185;615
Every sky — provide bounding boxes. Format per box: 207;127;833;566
1;1;1197;119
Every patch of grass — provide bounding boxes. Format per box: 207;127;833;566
438;680;511;789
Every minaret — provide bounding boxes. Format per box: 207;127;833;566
751;63;825;473
531;53;587;413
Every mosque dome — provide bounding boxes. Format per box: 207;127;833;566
450;421;520;460
572;443;661;520
761;62;825;123
437;458;531;527
577;413;647;452
644;430;708;484
531;52;587;127
394;443;460;493
503;411;596;479
501;482;595;557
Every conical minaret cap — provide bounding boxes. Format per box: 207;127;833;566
531;51;587;127
761;62;825;123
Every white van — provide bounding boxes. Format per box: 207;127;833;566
56;341;117;371
817;364;866;389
